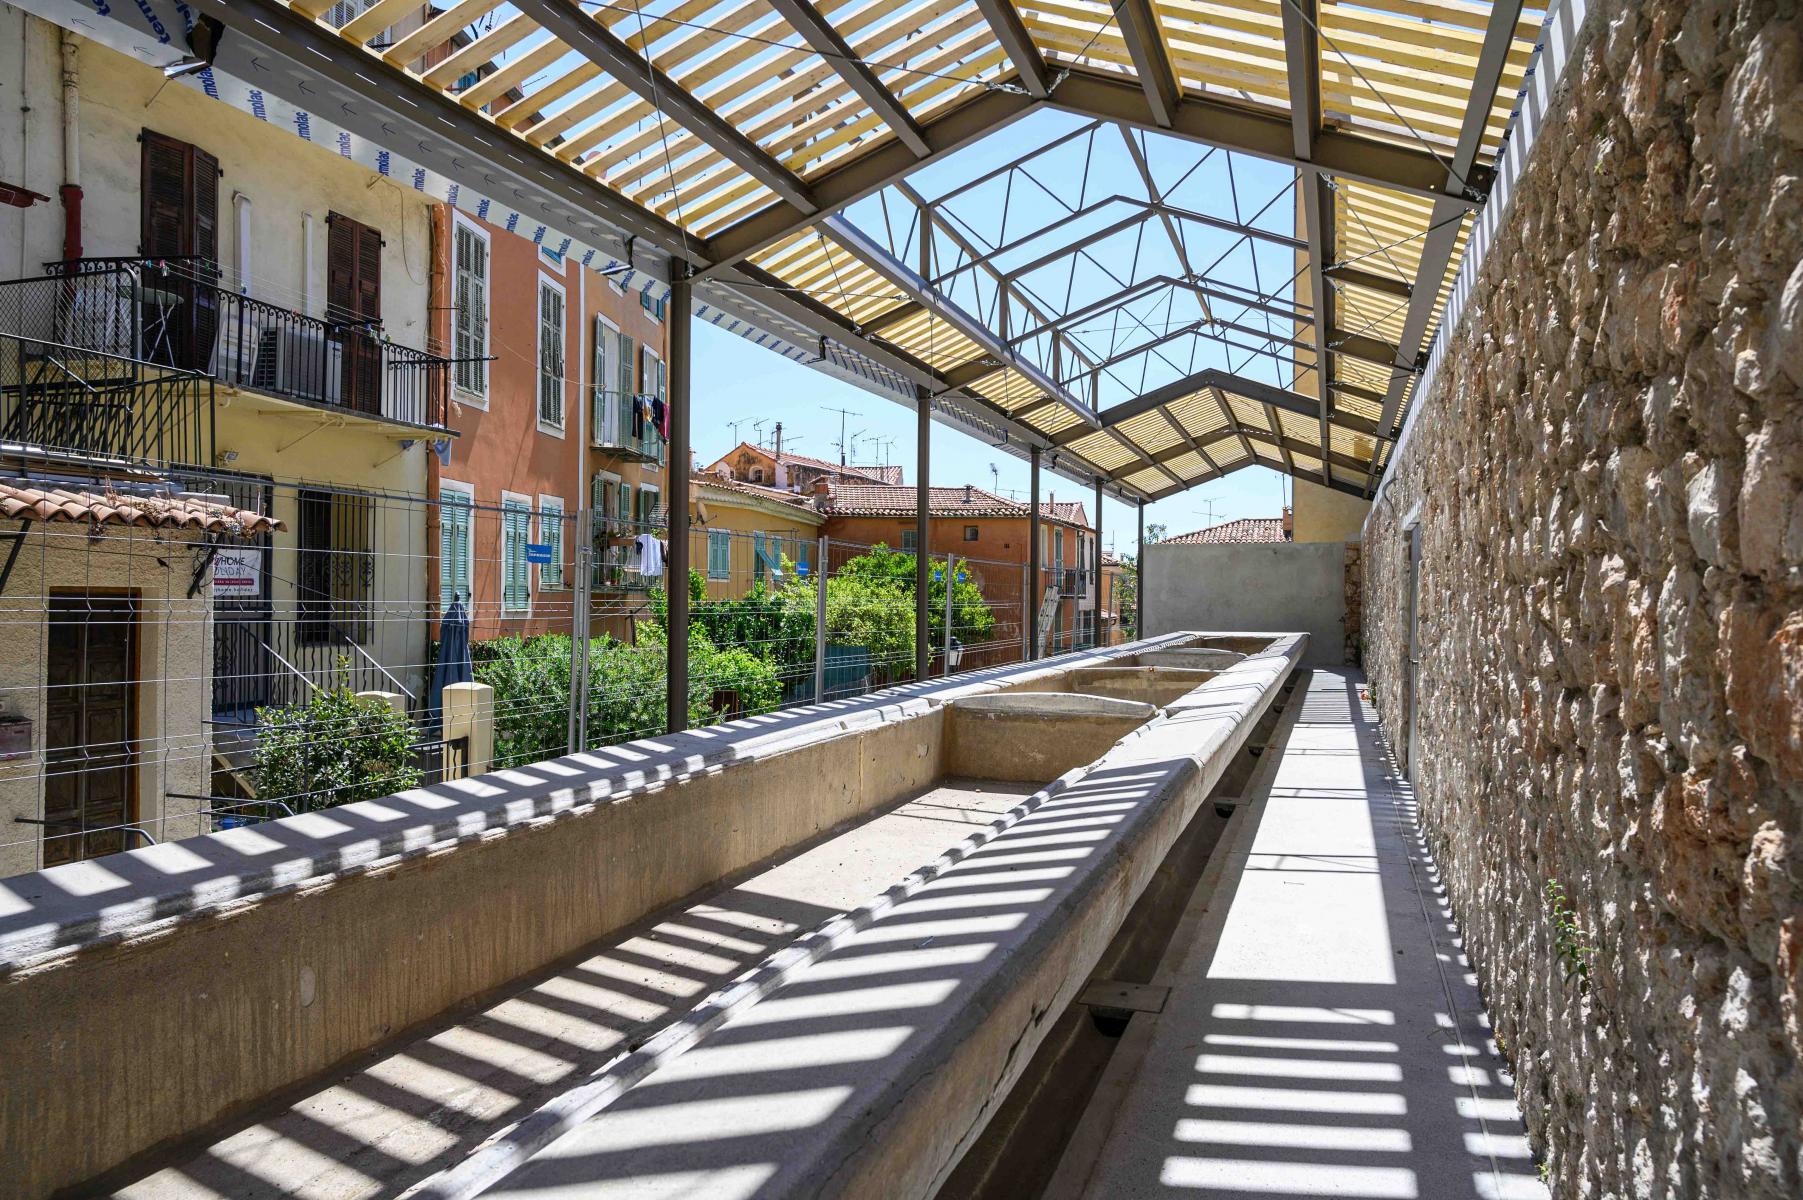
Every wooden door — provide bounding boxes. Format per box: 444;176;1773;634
43;594;139;866
326;213;382;414
139;129;219;370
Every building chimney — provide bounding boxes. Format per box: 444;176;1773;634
1282;505;1294;538
964;483;973;503
774;421;783;460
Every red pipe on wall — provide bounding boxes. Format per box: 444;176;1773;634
60;184;82;262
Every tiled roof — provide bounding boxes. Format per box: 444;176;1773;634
697;476;822;517
0;481;284;534
826;484;1092;527
846;464;903;484
1164;517;1289;545
708;443;891;485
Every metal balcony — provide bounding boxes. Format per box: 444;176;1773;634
40;258;451;432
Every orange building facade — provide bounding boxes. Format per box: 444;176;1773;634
426;207;671;642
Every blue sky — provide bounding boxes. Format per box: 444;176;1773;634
690;319;1292;555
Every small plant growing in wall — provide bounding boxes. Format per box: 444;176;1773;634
1545;881;1594;996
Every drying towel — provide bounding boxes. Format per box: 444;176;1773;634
634;532;664;578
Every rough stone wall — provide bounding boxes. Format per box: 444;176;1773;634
1362;0;1803;1195
1344;543;1363;665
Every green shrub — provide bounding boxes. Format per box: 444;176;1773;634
472;627;784;767
251;673;422;811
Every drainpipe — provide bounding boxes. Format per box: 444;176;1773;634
58;31;81;263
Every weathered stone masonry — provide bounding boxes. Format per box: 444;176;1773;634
1363;1;1802;1195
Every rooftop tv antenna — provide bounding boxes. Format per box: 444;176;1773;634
821;405;861;465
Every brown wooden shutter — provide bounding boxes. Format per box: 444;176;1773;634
139;131;190;259
139;130;220;369
327;213;383;412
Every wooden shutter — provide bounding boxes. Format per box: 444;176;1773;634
454;225;487;395
328;213;383;413
140;131;191;259
440;492;470;607
140;130;220;369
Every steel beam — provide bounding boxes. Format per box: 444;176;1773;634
515;0;816;214
666;264;693;734
1365;0;1526;493
1149;426;1373;476
973;0;1051;97
767;0;930;158
916;389;931;679
822;215;1095;428
186;0;694;263
1281;0;1335;485
1046;71;1488;205
1326;263;1410;300
1028;447;1042;658
697;85;1039;273
1113;0;1181;128
1147;457;1368;501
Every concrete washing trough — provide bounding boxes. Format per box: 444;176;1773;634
0;631;1303;1198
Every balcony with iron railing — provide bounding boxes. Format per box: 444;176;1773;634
31;258;452;435
0;268;213;468
591;386;667;466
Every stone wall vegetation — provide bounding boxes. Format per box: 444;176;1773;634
1362;0;1803;1195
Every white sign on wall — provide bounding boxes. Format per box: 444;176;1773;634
212;546;262;599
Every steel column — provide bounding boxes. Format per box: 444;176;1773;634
666;265;692;735
1135;499;1146;637
1027;447;1042;660
1093;477;1104;647
915;390;931;681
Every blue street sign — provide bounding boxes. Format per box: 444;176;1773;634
797;562;810;577
525;543;553;564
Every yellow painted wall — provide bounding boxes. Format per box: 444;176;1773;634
692;488;823;601
0;522;212;877
1291;478;1371;542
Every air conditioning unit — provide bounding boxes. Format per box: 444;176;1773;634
250;326;341;404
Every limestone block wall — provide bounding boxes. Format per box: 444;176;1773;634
1362;0;1802;1194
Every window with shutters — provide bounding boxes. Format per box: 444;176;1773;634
139;129;219;371
326;212;383;415
640;288;667;322
501;494;532;612
297;488;375;644
452;217;489;401
640;347;664;463
537;277;565;432
708;530;731;580
592;472;623;589
439;481;473;608
593;315;619;445
615;330;636;454
538;496;565;590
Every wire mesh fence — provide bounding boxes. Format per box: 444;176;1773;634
0;471;1118;877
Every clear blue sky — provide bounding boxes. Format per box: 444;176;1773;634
690;319;1291;557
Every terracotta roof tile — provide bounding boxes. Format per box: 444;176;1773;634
825;484;1092;527
0;481;284;535
1164;517;1288;545
697;476;821;516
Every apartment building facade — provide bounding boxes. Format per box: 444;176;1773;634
0;7;454;865
426;206;671;644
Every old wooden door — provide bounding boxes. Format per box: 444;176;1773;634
43;593;139;866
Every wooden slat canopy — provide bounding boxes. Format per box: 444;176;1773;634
196;0;1543;501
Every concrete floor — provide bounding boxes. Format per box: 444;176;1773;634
1047;670;1548;1200
113;778;1040;1200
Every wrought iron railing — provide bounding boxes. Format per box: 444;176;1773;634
40;257;450;430
0;267;213;467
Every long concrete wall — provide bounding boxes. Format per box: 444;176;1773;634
0;635;1199;1197
1361;0;1803;1194
1144;541;1348;666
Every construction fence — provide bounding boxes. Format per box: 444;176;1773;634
0;471;1115;876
